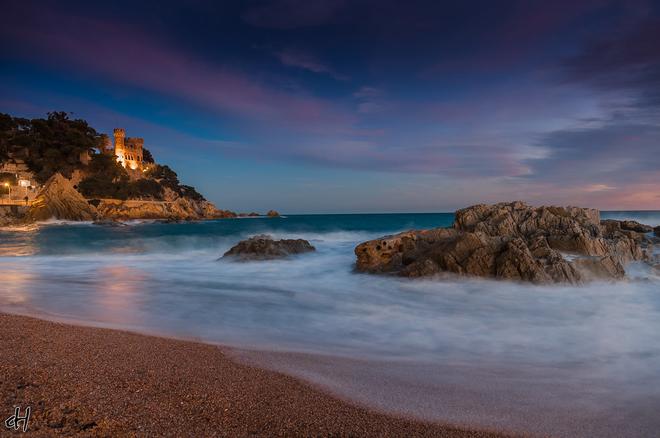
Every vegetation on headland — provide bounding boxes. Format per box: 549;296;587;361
1;111;98;183
0;111;205;201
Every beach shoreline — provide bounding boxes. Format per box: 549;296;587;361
0;312;507;437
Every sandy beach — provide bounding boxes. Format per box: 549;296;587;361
0;313;508;437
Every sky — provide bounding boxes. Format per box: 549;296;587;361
1;0;659;213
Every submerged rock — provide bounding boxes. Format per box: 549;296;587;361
355;202;651;284
92;219;128;227
26;173;98;222
222;234;315;261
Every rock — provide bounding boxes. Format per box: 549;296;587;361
572;256;625;281
266;210;280;217
601;219;653;234
95;198;236;221
0;206;27;226
26;173;97;222
355;202;649;284
655;226;660;237
619;220;653;233
92;219;127;227
222;235;315;261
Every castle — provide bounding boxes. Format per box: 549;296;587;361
103;128;144;171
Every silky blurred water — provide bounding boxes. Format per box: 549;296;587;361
0;211;659;437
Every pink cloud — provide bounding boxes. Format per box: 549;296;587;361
1;8;355;134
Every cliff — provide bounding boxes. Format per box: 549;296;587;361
96;198;236;221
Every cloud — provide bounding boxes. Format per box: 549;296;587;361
525;121;660;192
0;5;355;135
275;49;347;80
353;87;388;114
242;0;345;29
564;17;660;113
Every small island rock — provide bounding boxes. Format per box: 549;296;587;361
222;235;315;261
266;210;280;217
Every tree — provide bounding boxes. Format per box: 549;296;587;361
18;112;104;183
142;147;155;164
87;153;128;182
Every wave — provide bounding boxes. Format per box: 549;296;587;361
1;213;659;437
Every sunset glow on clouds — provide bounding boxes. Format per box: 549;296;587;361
1;0;658;212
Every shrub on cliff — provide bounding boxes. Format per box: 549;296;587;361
145;164;205;201
78;175;127;199
123;179;164;200
79;177;165;201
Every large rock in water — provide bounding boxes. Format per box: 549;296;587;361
26;173;97;222
222;235;315;260
355;202;651;284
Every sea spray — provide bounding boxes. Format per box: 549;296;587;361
0;212;659;437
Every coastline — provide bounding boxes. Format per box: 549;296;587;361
0;312;508;437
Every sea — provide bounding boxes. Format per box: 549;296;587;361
1;211;659;437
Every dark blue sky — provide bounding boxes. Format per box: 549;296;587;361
1;0;659;212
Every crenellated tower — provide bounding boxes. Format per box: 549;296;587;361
112;128;144;171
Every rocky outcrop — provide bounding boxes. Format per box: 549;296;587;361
26;173;98;222
266;210;280;217
619;220;653;233
0;206;27;226
655;226;660;237
96;198;236;221
601;219;653;234
355;202;651;284
222;235;315;261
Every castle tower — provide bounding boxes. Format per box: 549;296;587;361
113;128;126;166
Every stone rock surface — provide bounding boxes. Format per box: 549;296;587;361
26;173;98;222
223;234;315;261
0;206;27;226
96;198;236;221
603;220;653;233
355;202;651;284
655;226;660;237
621;220;653;233
266;210;280;217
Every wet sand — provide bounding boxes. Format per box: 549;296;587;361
0;313;509;437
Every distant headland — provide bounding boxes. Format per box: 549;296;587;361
0;111;278;225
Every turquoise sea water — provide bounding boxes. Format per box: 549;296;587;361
0;211;659;437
